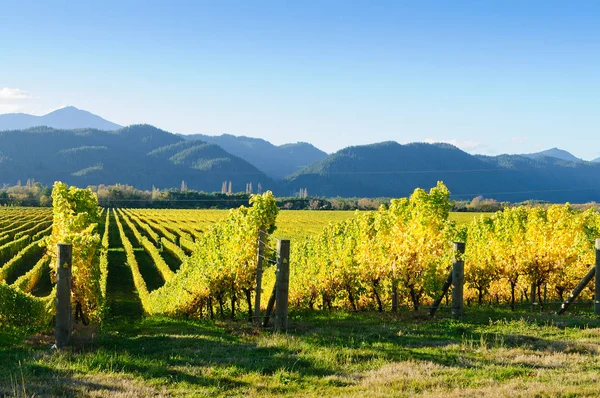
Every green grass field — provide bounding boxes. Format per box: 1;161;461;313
146;210;485;241
449;211;487;226
274;211;485;240
3;308;600;396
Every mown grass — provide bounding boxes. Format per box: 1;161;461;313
2;308;600;397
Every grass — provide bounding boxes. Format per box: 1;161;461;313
275;210;357;240
105;211;144;320
3;308;600;397
449;212;488;227
136;210;485;242
258;210;484;238
118;211;166;292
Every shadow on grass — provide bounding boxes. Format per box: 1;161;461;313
91;317;327;377
106;248;144;320
0;316;332;396
285;308;600;370
4;304;600;395
106;210;144;320
160;248;181;272
117;210;166;292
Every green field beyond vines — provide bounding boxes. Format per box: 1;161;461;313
3;190;600;397
72;209;479;241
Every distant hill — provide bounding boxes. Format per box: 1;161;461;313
285;141;600;202
182;133;328;179
0;106;122;131
0;125;274;192
4;105;600;203
520;148;582;163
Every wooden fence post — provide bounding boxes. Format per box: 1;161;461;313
391;261;398;312
558;265;595;315
595;239;600;315
262;284;277;327
530;282;537;312
254;227;266;324
451;242;465;317
55;243;73;349
274;239;290;332
429;269;453;317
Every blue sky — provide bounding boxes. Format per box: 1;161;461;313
1;1;599;158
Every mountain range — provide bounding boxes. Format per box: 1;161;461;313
181;133;327;179
2;107;600;203
0;125;273;192
0;106;122;131
0;107;327;180
287;142;600;202
520;147;583;163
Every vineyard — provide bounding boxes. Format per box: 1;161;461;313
3;183;600;396
2;183;600;326
0;196;359;326
290;183;600;314
0;207;54;326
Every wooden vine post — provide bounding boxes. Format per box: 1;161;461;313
254;227;266;324
263;239;291;330
559;238;600;314
530;282;537;312
428;270;453;317
451;242;465;317
55;243;73;349
274;239;290;332
558;265;595;315
391;261;398;313
595;239;600;315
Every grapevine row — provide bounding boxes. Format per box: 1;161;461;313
288;182;600;311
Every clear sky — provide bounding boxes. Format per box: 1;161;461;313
1;1;598;158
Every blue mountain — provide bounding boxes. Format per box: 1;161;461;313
0;106;122;131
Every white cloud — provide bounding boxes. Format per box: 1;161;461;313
423;138;487;152
0;88;47;115
0;87;32;100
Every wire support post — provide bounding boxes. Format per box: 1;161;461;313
254;227;266;325
274;239;290;332
429;267;453;317
263;239;291;330
558;264;595;315
55;243;73;349
451;242;465;318
595;239;600;315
